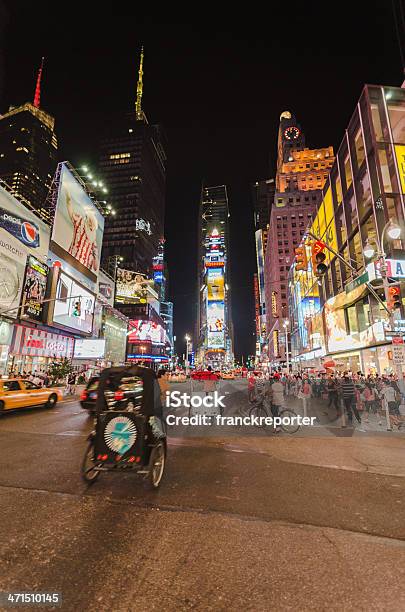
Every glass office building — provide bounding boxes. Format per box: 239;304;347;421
288;84;405;375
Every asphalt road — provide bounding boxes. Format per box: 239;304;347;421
0;381;405;611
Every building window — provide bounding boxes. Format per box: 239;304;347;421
354;129;366;168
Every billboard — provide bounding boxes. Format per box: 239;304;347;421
97;269;115;306
127;320;165;345
21;256;49;322
52;271;95;334
115;269;148;304
207;268;224;301
51;164;104;281
206;300;225;349
74;338;106;359
0;185;50;318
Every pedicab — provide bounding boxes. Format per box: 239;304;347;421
81;365;167;489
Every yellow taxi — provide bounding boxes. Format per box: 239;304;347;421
0;379;63;414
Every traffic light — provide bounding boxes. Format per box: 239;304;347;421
294;246;308;271
387;285;402;311
311;240;328;276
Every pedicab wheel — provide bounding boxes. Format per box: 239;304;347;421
146;441;166;489
279;409;300;434
81;440;101;484
249;404;268;429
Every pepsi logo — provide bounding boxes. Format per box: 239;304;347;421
21;222;39;245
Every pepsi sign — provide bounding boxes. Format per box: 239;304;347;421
0;208;40;248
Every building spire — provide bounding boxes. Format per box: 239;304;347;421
33;57;44;108
136;46;144;120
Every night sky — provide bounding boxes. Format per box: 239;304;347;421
0;3;403;360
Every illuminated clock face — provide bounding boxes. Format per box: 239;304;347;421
284;126;300;140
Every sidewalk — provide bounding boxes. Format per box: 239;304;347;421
169;390;405;478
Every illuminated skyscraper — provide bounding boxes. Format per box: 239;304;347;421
196;184;234;367
99;48;167;276
263;111;335;364
0;59;58;222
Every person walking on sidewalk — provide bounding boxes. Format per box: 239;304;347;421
341;372;361;426
326;375;340;415
67;372;77;396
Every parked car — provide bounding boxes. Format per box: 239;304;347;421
0;379;63;415
80;376;100;414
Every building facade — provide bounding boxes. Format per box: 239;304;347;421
289;84;405;375
99;50;167;277
252;178;275;359
264;111;334;365
196;184;234;368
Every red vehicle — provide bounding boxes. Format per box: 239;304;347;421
191;370;219;381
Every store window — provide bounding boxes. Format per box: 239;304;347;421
354;129;366;168
344;154;353;190
378;147;394;193
385;195;404;251
387;94;405;143
348;231;363;271
344;192;358;236
370;104;384;142
356;170;372;220
346;305;358;334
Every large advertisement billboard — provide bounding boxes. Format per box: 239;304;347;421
0;185;50;318
51;164;104;281
97;269;115;306
206;301;225;349
52;271;95;334
21;256;49;322
74;338;106;359
127;320;165;345
207;268;225;301
115;269;148;304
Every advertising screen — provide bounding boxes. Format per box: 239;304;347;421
207;269;224;301
53;271;95;334
207;301;225;349
97;269;115;306
115;268;149;304
51;164;104;281
74;338;106;359
21;256;48;322
0;184;50;318
127;320;165;345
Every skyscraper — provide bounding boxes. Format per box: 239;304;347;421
252;178;275;359
263;111;335;364
99;49;167;276
196;184;234;368
0;59;58;222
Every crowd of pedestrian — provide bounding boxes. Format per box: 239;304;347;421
248;370;405;429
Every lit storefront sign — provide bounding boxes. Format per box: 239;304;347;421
394;144;405;193
52;271;95;334
11;325;74;359
271;291;278;317
74;338;106;359
273;330;279;356
21;256;49;322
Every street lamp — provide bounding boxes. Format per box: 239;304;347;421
283;319;290;373
108;255;124;279
185;334;191;375
363;220;402;414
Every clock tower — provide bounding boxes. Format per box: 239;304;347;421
278;111;306;167
264;109;335;364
